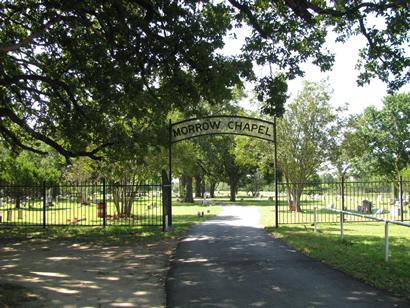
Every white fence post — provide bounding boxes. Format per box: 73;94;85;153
314;207;318;233
329;209;410;262
385;221;389;262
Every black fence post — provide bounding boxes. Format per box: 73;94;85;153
399;176;403;222
161;170;171;231
102;179;106;227
162;173;166;232
168;119;173;228
274;117;279;228
42;181;46;228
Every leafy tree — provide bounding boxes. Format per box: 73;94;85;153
0;146;61;186
0;1;251;160
63;157;97;183
210;136;245;202
195;138;226;199
230;0;409;90
354;93;410;180
172;141;199;203
170;90;245;201
234;135;275;196
99;146;167;216
277;80;341;212
0;146;61;208
1;1;408;162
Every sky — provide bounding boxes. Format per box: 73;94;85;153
221;27;409;115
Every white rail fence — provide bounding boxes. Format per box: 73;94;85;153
313;207;410;262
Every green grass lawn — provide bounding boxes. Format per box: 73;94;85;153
0;201;223;244
0;196;164;226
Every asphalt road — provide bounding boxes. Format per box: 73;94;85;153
166;206;408;308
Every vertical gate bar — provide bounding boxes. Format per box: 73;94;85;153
384;221;389;262
314;207;317;232
340;211;344;240
154;184;157;225
103;179;106;228
274;117;279;228
399;176;403;222
168;119;172;227
42;181;46;228
162;171;167;231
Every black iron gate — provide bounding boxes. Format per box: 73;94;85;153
0;180;164;227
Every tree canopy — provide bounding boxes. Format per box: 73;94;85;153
276;80;341;210
0;1;252;160
351;92;410;179
1;0;408;160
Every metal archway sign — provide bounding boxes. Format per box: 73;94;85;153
171;115;275;143
164;115;279;230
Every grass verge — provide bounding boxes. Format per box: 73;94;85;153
0;201;223;245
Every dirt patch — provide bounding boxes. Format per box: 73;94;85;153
0;238;178;307
0;282;42;307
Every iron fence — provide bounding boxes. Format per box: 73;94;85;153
1;177;409;227
0;181;163;227
278;177;410;224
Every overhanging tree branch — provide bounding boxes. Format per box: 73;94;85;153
0;123;48;155
0;19;55;54
4;74;87;117
0;107;113;160
227;0;272;39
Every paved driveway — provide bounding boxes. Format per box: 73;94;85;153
167;206;408;308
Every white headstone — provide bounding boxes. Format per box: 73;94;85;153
375;208;384;214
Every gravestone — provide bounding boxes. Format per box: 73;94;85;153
374;208;384;214
18;209;23;220
360;199;372;213
390;205;401;216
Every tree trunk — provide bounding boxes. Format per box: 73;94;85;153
200;179;205;198
229;176;238;202
179;176;186;198
391;182;399;200
290;187;303;212
183;175;194;203
195;176;202;198
209;181;216;198
112;182;136;217
285;179;292;208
